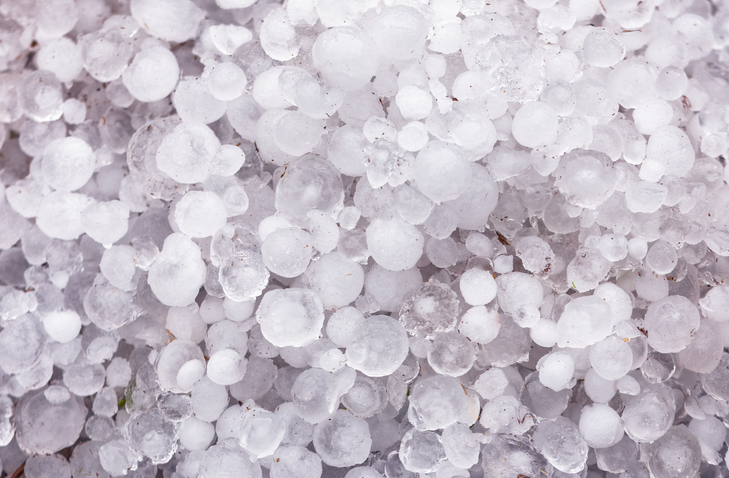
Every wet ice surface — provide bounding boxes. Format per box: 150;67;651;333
0;0;729;477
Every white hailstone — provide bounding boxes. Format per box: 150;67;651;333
312;26;379;91
458;306;501;345
179;416;215;451
366;217;424;272
207;349;247;386
36;37;84;83
459;268;497;306
589;335;633;381
172;76;228;124
42;310;81;343
261;227;314;278
582;28;625;67
41;137;96;192
209;24;253;55
207;63;247;102
210;144;245;177
256;288;325;348
130;0;204;43
579;404;624;448
62;98;86;125
397;121;430;152
37;191;95;241
122;46;180;102
537;352;574;392
512;102;559;148
396;86;433;120
370;6;428;61
174;191;227;238
413;141;471;203
148;233;207;307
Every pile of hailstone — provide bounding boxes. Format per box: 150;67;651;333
2;0;729;476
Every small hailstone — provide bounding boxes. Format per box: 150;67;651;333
512;102;559;148
41;137;96;192
312;26;379;91
207;63;247;102
459;268;497;306
579;404;624;448
148;233;207;307
396;86;433;120
537;352;574;392
179;416;215;451
62;99;86;125
81;200;130;247
174;191;227;238
42;310;82;343
209;24;253;55
37;37;84;83
366;217;423;272
207;349;247;385
130;0;204;43
413;141;471;203
172;76;228;124
256;288;325;348
156;122;221;184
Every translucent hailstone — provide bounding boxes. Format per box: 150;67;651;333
647;425;702;478
599;233;629;261
274;155;344;219
700;286;729;322
42;310;82;343
313;410;372;467
273;111;326;157
408;375;468;431
19;70;64;122
15;387;87;455
0;314;46;374
645;240;678;275
458;306;501;345
122;46;180;102
400;281;460;339
644;295;700;353
512;101;559;148
36;37;84;83
178;417;215;451
427;331;476;377
24;454;72;478
148;233;207;307
582;28;625;67
239;407;286;459
366;217;424;272
209;24;253;55
292;367;355;423
641;125;695;181
346;315;409;377
622;383;676;443
312;26;379;91
532;416;588;474
37;191;95;241
80;201;129;248
174;191;227;238
399;427;447;473
413;141;471;203
260;7;300;61
130;0;204;42
554;149;617;209
480;395;534;435
369;6;428;61
341;374;387;418
41;137;96;192
172;77;228;125
207;62;247;102
256;288;325;347
198;441;262;478
537;352;574;391
579;404;624;448
261;227;313;278
633;99;673;135
156;122;221;184
210;144;245;177
557;296;613;348
589;335;633;381
326;125;368;177
364;265;422;313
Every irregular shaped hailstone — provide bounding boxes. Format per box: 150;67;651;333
643;295;700;353
156;122;221;184
155;339;206;393
41;137;96;192
312;26;379;92
366;217;424;272
399;281;460;339
641;125;695;181
256;288;325;347
122;46;180;102
557;296;613;348
313;410;372;467
174;191;227;238
16;387;88;455
407;375;468;431
148;233;207;307
554;149;617;209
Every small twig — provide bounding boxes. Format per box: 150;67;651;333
9;461;25;478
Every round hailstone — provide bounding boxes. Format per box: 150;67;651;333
36;37;84;83
260;7;300;61
41;137;96;192
537;352;575;391
209;24;253;55
345;315;409;377
366;217;424;272
557;296;613;348
369;6;428;61
19;70;64;122
80;200;130;247
210;144;245;177
174;191;227;238
312;26;379;92
458;305;501;345
130;0;204;43
207;349;247;385
256;288;325;348
62;98;86;124
413;141;471;203
396;86;433;120
261;227;313;278
172;76;228;124
459;268;497;306
579;404;624;448
313;410;372;467
644;295;700;353
582;28;625;68
641;125;695;181
589;335;633;380
122;46;180;102
148;233;207;307
273;111;326;157
512;101;558;148
156;122;221;184
156;339;206;393
655;65;687;101
207;62;247;102
42;310;82;343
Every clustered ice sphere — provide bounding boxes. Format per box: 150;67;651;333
0;0;729;477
